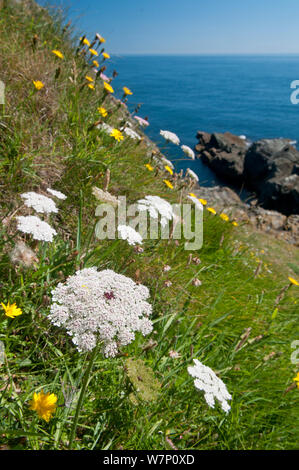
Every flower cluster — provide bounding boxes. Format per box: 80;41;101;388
48;268;153;357
160;130;180;145
21;192;58;214
137;195;175;227
16;216;57;242
118;225;143;245
188;359;232;413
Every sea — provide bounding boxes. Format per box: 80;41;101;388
111;54;299;194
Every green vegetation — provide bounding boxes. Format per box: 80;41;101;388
0;2;298;450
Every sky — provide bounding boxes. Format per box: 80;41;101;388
38;0;299;55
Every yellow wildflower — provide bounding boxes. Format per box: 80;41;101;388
110;129;124;142
232;221;239;227
97;34;106;43
199;198;207;206
189;193;197;198
164;165;173;175
33;80;44;90
103;82;114;93
89;48;98;56
207;207;216;215
93;60;99;67
98;106;108;117
82;38;90;46
102;52;110;59
163;179;174;189
145;163;154;171
123;86;133;96
1;302;22;319
85;75;94;82
29;390;57;422
88;83;95;90
52;50;64;59
288;277;299;286
293;372;299;389
220;213;229;222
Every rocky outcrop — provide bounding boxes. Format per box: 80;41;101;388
196;131;247;184
196;131;299;215
191;185;299;245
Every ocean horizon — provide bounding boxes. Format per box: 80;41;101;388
110;54;299;192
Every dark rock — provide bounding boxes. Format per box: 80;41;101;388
196;131;299;215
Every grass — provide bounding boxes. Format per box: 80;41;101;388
0;2;298;450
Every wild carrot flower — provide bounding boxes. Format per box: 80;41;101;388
96;122;114;134
164;165;173;175
293;372;299;388
145;163;154;171
16;216;57;242
134;115;149;127
181;145;195;159
1;302;22;319
288;277;299;286
207;207;216;215
160;130;180;146
102;52;110;59
118;225;143;246
123;127;141;140
187;195;203;211
100;72;110;82
89;48;98;56
186;168;199;182
47;188;67;200
48;268;153;356
188;359;232;413
98;106;108;117
163;179;174;189
110;129;124;142
85;75;94;82
33;80;44;90
52;50;64;59
103;82;114;93
29;390;57;422
137;195;175;227
21;192;58;214
123;86;133;96
220;213;229;222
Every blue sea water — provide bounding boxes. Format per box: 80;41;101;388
111;55;299;189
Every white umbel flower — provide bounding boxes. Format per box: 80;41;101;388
97;122;114;134
181;145;195;160
137;195;175;228
187;195;203;211
118;225;143;245
16;215;57;242
123;127;141;140
21;192;58;214
186;168;199;182
188;359;232;413
160;130;180;145
47;188;67;200
48;268;153;356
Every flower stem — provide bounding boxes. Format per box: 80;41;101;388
68;345;98;449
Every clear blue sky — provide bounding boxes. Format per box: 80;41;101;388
38;0;299;54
